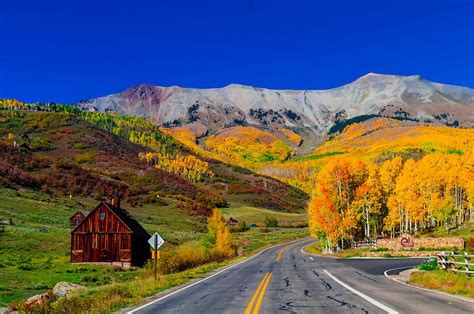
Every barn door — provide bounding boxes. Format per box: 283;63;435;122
91;234;100;262
120;234;132;262
84;234;93;262
99;234;111;262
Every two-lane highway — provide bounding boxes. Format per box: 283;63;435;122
127;239;474;313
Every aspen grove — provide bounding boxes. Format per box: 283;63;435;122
308;154;474;252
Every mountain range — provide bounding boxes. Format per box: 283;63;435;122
76;73;474;141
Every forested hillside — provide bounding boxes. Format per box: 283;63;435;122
0;99;308;213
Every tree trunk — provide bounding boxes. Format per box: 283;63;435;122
365;207;370;238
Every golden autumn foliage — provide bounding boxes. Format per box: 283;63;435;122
160;127;197;147
279;128;303;146
138;152;213;183
309;153;474;250
261;118;474;193
385;154;473;236
205;126;294;164
206;208;235;257
0;99;27;110
315;118;474;158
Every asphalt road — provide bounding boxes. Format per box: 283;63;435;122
127;239;474;313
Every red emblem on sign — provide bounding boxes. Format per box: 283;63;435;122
400;237;414;247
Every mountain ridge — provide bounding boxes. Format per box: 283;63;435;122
76;73;474;143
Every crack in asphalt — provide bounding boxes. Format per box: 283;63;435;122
304;289;311;297
279;301;319;312
354;271;378;282
278;301;297;313
283;277;291;287
319;277;333;291
313;270;333;290
327;295;369;313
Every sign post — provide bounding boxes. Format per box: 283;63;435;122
148;232;165;281
154;235;158;280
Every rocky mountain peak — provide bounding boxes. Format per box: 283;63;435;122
75;74;474;142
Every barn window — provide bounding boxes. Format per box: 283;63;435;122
99;212;106;220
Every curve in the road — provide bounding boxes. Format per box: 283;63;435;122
126;238;474;314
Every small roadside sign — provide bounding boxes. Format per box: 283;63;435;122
148;232;164;250
148;232;164;281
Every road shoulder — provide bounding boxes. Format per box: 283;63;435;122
384;267;474;304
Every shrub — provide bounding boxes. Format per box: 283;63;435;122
17;263;36;271
175;199;213;217
195;190;228;208
29;137;54;151
238;221;250;232
417;259;438;271
75;151;95;164
157;246;209;274
264;216;278;228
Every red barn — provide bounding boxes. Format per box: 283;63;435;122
69;211;90;228
71;196;150;267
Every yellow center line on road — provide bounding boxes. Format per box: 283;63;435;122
244;272;272;314
252;272;272;314
275;245;290;262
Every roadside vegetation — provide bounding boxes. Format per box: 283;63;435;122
410;269;474;298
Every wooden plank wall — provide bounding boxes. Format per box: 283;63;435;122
71;204;132;264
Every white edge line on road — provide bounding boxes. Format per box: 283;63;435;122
323;269;399;314
384;266;474;304
126;237;310;313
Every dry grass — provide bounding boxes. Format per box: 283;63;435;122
410;270;474;298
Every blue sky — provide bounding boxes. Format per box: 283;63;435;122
0;0;473;104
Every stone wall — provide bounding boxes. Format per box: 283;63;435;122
377;234;464;251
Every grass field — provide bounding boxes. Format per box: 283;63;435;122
222;202;307;227
0;187;205;305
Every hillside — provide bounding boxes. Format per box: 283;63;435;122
254;117;474;193
315;117;474;159
0;106;308;212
